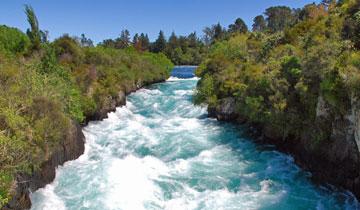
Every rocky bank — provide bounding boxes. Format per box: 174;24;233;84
208;96;360;200
3;78;166;210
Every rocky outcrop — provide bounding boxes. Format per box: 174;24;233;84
85;78;165;123
208;97;239;121
210;95;360;199
85;91;126;122
3;122;85;210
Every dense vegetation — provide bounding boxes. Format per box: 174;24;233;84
98;17;257;66
195;0;360;143
99;29;206;65
0;6;173;205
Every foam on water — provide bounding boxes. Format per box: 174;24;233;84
166;76;200;81
30;67;359;210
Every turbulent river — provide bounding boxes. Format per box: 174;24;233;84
31;67;359;210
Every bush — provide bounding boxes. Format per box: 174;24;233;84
0;25;30;55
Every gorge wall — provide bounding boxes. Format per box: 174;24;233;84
209;96;360;199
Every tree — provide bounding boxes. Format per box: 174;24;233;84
228;18;248;34
80;33;93;47
203;23;227;45
252;15;267;32
99;39;116;48
114;29;131;49
187;32;198;48
265;6;295;32
0;25;30;54
40;30;49;43
214;23;226;40
139;33;150;51
321;0;337;10
152;30;166;53
24;4;41;50
342;1;360;49
132;33;139;50
168;32;179;49
298;3;327;21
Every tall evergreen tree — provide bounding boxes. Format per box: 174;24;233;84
168;32;179;49
152;30;166;53
139;33;150;51
214;23;226;40
252;15;267;32
115;29;131;49
228;18;248;34
265;6;294;32
187;32;198;48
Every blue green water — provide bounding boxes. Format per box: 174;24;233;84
31;67;359;210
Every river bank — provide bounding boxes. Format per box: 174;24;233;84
29;66;359;209
208;97;360;201
3;78;168;210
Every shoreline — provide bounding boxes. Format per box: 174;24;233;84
207;100;360;201
3;78;167;210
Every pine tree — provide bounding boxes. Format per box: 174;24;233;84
228;18;248;34
152;30;166;53
252;15;267;32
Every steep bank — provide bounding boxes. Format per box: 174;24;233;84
30;69;358;209
3;122;85;210
208;96;360;199
0;23;173;208
3;77;167;210
194;1;360;200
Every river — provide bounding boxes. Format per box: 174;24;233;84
30;66;359;210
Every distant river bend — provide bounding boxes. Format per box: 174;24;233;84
31;67;359;210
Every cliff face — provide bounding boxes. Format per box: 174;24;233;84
3;78;166;210
209;96;360;199
3;122;85;210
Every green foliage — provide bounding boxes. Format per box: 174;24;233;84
252;15;267;32
228;18;248;34
151;31;167;53
163;32;206;65
194;74;216;106
265;6;297;32
0;25;30;55
196;1;359;146
0;7;173;206
0;170;12;206
24;4;41;51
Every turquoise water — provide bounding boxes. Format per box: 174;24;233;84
31;67;359;210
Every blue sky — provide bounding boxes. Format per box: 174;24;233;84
0;0;320;43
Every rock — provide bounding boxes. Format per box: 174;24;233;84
208;95;360;200
316;95;331;118
214;97;238;121
3;121;85;210
86;90;126;122
3;78;167;209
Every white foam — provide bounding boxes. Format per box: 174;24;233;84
30;70;359;210
174;90;194;96
30;184;66;210
166;76;200;81
105;155;168;210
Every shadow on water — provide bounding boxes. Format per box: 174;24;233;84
168;66;360;209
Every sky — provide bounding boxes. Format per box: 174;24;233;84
0;0;320;43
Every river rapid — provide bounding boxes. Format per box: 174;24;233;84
30;66;359;210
